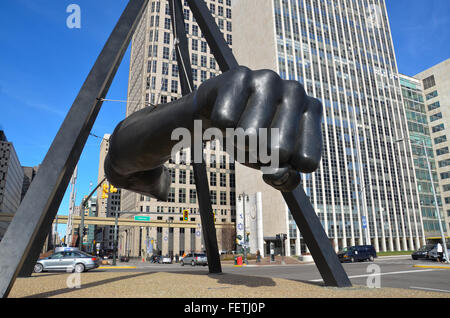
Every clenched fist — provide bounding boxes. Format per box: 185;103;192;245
105;66;323;200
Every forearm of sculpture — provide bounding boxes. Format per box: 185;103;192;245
104;66;323;201
104;92;197;200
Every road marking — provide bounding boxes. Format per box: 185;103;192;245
413;265;450;270
410;286;450;294
309;269;436;282
98;266;137;269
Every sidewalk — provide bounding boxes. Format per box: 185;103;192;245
9;271;449;298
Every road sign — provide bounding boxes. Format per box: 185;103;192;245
362;216;367;229
134;216;150;221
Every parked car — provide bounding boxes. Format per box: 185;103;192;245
120;256;130;262
337;245;377;263
34;248;101;273
160;255;172;264
428;243;450;261
411;244;434;260
180;253;208;266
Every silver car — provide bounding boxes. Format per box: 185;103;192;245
34;249;101;273
180;253;208;266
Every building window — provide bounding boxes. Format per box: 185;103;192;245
428;101;440;111
168;188;175;203
426;90;438;100
210;172;217;186
179;188;186;203
437;147;449;156
210;191;217;205
423;75;436;90
432;123;445;133
190;189;197;204
220;191;227;205
179;170;186;184
434;135;447;145
430;113;442;122
220;173;226;187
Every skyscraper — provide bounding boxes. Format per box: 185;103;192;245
415;59;450;235
0;131;24;241
97;134;121;251
233;0;424;253
399;74;445;236
120;0;236;257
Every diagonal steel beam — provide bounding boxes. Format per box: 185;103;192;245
186;0;351;287
169;0;222;273
283;187;352;287
0;0;149;298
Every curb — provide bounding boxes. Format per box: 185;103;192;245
413;265;450;270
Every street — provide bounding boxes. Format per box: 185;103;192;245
94;256;450;294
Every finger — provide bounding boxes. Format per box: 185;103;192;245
236;70;283;152
195;66;252;129
263;165;301;192
290;96;323;173
268;80;308;165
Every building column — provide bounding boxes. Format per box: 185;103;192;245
381;238;387;252
162;226;169;256
195;227;202;253
295;226;301;256
402;237;408;251
256;192;264;258
415;237;421;250
285;204;291;257
173;227;180;257
395;237;401;251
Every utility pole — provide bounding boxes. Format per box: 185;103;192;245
66;165;78;247
79;177;106;251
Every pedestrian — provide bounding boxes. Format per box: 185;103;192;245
256;250;261;263
175;254;179;263
436;242;443;263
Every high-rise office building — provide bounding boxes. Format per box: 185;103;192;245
97;134;121;251
415;59;450;235
120;0;236;257
233;0;425;254
399;74;445;236
0;131;24;241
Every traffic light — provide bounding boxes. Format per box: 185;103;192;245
101;183;109;199
110;185;118;193
183;209;189;221
83;228;87;235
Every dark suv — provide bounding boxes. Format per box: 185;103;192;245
338;245;377;263
411;244;434;260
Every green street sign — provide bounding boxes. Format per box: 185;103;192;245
134;216;151;221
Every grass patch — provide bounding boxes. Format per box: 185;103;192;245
377;251;413;257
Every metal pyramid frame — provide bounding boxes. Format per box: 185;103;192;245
0;0;351;298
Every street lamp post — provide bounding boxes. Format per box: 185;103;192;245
239;193;249;265
397;138;449;263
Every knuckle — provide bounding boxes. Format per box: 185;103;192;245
307;96;324;114
212;108;236;128
284;80;306;98
233;65;251;82
258;69;281;84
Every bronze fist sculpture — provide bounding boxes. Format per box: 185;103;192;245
104;66;323;200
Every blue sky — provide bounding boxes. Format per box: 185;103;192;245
0;0;449;238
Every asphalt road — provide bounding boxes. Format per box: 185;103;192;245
97;256;450;294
